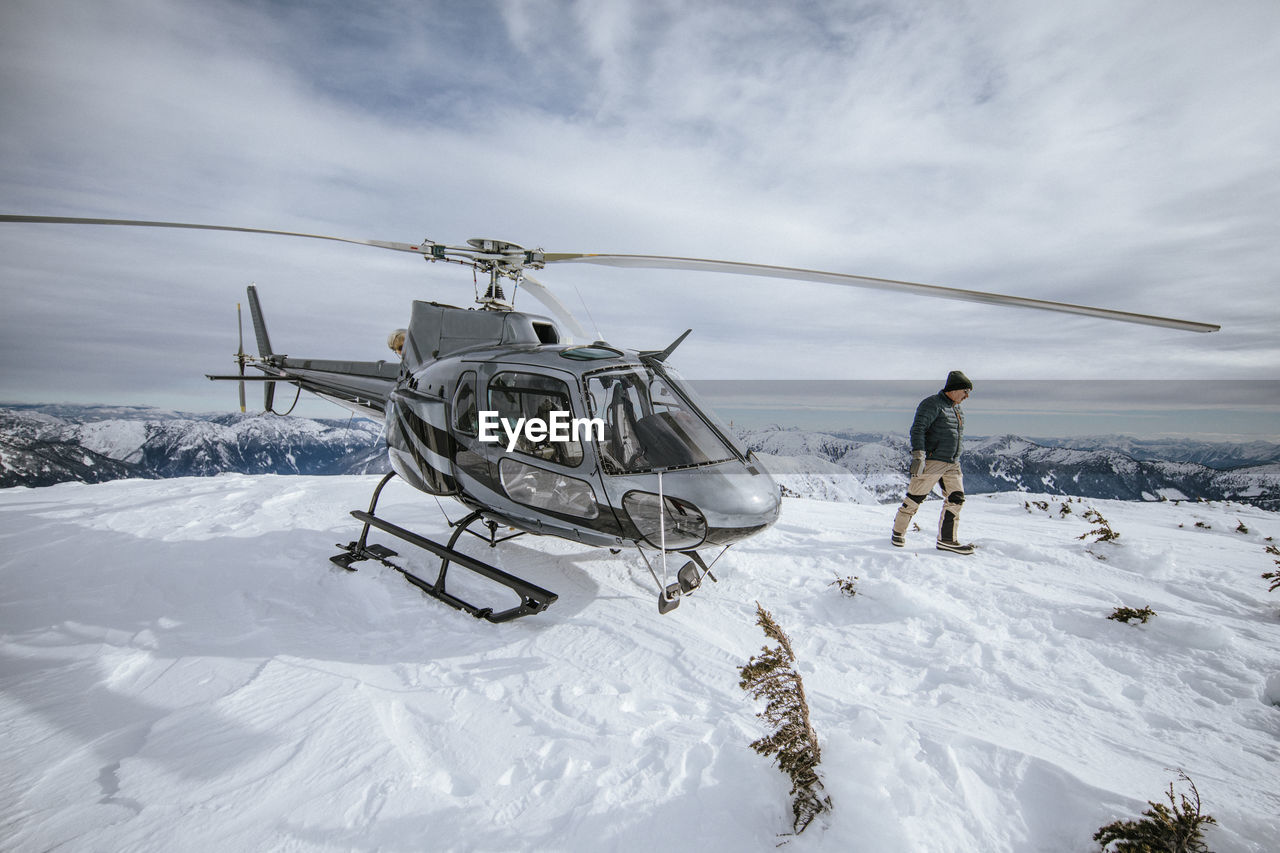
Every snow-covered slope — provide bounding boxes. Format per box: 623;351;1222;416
753;452;880;503
3;476;1278;851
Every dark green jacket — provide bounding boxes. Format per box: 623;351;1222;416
910;392;964;463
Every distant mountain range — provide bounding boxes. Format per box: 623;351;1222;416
3;405;1278;509
740;426;1280;509
1027;434;1280;470
0;405;387;488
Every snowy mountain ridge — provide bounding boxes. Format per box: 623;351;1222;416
1;405;387;488
1033;434;1280;469
4;406;1280;509
740;426;1280;510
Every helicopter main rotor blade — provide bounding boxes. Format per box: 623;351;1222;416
0;215;1219;332
542;253;1220;334
520;273;589;341
0;214;428;254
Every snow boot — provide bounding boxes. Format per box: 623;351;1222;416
891;532;906;547
936;508;972;554
936;539;975;555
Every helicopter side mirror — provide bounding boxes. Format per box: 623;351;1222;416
657;560;702;614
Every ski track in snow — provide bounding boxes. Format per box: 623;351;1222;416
2;475;1279;852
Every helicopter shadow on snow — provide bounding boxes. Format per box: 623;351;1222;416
0;503;639;797
349;481;686;624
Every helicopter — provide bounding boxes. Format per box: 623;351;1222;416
0;215;1220;621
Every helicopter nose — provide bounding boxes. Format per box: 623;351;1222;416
689;462;782;545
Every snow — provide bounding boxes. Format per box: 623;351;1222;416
74;420;150;463
755;452;880;504
2;475;1279;852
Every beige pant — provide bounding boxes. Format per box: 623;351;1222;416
892;459;965;540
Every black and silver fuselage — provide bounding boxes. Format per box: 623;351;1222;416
382;310;780;552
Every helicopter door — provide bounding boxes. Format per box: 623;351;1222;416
474;369;611;534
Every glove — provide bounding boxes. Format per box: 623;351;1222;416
909;450;926;478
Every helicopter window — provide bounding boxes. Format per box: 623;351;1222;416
561;345;623;361
452;371;478;435
499;458;599;519
655;364;750;459
586;367;736;475
488;371;584;467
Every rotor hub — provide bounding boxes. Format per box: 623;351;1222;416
466;237;524;255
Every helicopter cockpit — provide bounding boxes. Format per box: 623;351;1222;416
586;364;742;475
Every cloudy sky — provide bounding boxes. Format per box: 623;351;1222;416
2;0;1278;430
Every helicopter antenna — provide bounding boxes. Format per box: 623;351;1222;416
658;470;668;580
573;282;604;343
640;329;692;364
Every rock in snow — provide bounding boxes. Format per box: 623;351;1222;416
2;475;1279;851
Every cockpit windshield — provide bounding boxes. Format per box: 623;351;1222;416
586;364;739;475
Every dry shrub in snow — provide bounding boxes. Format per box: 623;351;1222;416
738;602;831;834
1093;771;1217;852
1080;508;1121;543
828;574;859;598
1108;606;1156;625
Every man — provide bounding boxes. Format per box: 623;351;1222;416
891;370;975;555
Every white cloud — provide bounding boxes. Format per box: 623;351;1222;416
1;0;1277;416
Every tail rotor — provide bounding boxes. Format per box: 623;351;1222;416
207;286;288;412
236;302;247;413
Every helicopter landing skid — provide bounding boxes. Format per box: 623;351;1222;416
330;476;557;623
